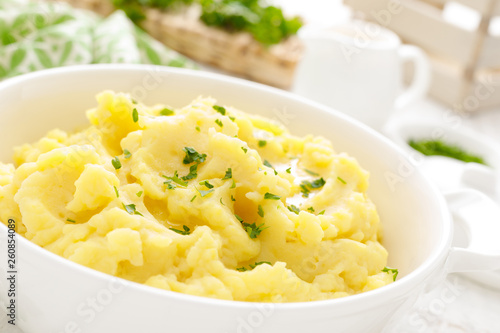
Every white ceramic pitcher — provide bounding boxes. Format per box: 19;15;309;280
292;20;431;131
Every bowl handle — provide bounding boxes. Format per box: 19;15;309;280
444;189;500;273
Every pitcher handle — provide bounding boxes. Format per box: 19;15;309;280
395;45;431;110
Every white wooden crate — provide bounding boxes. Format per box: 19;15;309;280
345;0;500;111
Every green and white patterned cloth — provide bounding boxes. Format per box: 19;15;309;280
0;0;197;79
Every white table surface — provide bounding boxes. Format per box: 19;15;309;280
2;1;500;332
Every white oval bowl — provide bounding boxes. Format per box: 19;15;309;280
0;65;452;333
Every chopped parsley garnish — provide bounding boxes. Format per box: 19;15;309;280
113;186;119;198
241;146;248;153
132;108;139;122
191;195;197;202
236;216;268;241
258;205;264;218
264;192;280;200
66;218;76;223
236;261;271;272
230;180;236;189
229;116;236;122
215;119;223;127
287;205;300;214
181;164;198;181
123;149;132;159
163;171;188;187
337;176;347;184
136;191;143;197
300;184;310;197
318;210;325;215
382;267;399;281
286;167;291;174
263;160;273;168
242;222;268;239
122;203;143;216
195;126;201;132
409;139;487;165
131;98;138;104
199;180;214;189
213;105;226;115
300;178;326;197
220;198;224;205
258;140;267;147
250;261;271;269
160;108;174;116
231;195;236;201
170;225;191;235
309;178;326;188
222;168;232;180
307;206;315;213
182;147;207;164
165;182;176;190
196;187;214;197
305;169;319;176
111;156;122;170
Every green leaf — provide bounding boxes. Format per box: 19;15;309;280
122;203;143;216
163;171;188;187
287;205;300;214
257;205;264;218
249;261;271;269
132;108;139;122
10;48;26;69
263;160;273;168
264;192;280;200
145;44;162;65
112;156;122;170
199;180;214;189
382;266;399;281
242;222;268;239
52;14;76;26
213;105;226;115
197;187;214;197
305;169;319;176
12;14;29;30
181;164;198;181
222;168;232;180
160;108;174;116
33;48;54;68
0;65;7;78
59;41;73;66
170;225;191;235
34;48;53;68
182;147;207;164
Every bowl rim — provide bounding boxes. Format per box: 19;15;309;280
0;64;453;310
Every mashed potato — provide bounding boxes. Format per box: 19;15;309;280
0;91;394;302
